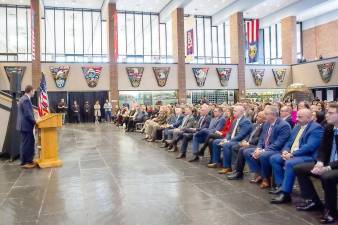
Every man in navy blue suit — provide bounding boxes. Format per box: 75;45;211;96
208;105;252;174
270;108;323;204
244;105;291;188
16;85;36;169
188;106;225;162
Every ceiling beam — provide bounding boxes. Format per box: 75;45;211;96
212;0;265;25
159;0;192;23
259;0;328;28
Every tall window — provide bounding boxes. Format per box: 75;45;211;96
263;23;282;64
41;8;107;62
117;11;171;63
296;22;303;60
188;16;230;64
0;5;31;61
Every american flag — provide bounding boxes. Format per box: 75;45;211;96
38;73;49;116
246;19;259;63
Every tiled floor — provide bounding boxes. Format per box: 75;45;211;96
0;123;328;225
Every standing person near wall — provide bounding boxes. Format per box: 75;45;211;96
103;99;112;122
94;100;101;124
58;98;67;124
83;101;91;123
71;100;81;123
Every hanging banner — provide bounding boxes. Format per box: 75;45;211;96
272;68;287;86
81;66;103;88
250;69;265;86
216;68;232;87
246;19;259;63
185;15;195;63
317;62;335;83
153;67;170;87
4;66;26;83
192;68;209;87
49;66;70;88
126;67;144;87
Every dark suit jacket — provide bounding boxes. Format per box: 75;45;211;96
226;116;252;142
208;116;226;133
179;114;196;129
317;124;338;169
247;123;264;146
183;115;211;133
16;94;36;132
284;115;294;128
257;118;291;152
171;114;184;128
283;121;323;158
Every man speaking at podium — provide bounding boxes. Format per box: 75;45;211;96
16;85;36;169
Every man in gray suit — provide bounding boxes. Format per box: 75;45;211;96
16;85;36;169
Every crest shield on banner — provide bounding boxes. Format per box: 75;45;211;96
126;67;144;87
317;62;335;83
272;68;287;86
216;68;232;86
192;68;209;87
81;66;103;88
153;67;170;87
49;66;70;88
250;69;265;86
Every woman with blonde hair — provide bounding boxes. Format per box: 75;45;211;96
94;100;101;124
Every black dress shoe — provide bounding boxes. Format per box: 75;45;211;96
176;153;186;159
188;155;199;162
270;193;291;204
269;186;282;195
296;200;323;211
167;144;173;150
320;209;336;224
227;171;243;180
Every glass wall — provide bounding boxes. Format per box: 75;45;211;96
189;16;231;64
0;5;31;61
263;23;282;64
296;22;303;60
117;11;172;63
41;8;107;62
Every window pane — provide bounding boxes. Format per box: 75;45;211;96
264;27;270;64
225;23;230;60
135;14;143;55
55;9;64;55
160;23;166;57
83;11;92;55
64;10;74;54
74;10;83;54
270;25;276;59
45;9;55;54
218;24;224;58
296;23;301;55
0;8;7;53
196;18;204;57
126;13;134;55
17;8;27;54
101;20;107;55
204;18;211;58
117;13;126;58
277;23;282;59
212;26;218;62
7;7;17;53
166;19;172;57
143;14;151;56
92;12;101;54
151;15;159;56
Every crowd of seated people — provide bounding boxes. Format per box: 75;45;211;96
117;99;337;224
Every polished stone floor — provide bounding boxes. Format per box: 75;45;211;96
0;123;328;225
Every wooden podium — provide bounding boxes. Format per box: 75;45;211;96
36;113;63;168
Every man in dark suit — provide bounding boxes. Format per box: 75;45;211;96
270;109;323;204
280;105;293;128
16;85;36;169
175;104;211;159
294;103;338;224
189;106;226;162
208;105;252;174
227;111;265;180
244;105;291;188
